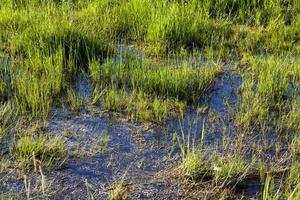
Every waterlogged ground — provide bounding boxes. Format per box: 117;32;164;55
0;1;299;199
1;68;265;199
1;42;297;199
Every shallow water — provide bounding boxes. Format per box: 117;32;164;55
1;51;275;199
1;67;266;199
45;111;177;199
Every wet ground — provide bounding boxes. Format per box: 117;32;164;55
1;66;255;199
46;69;244;199
2;47;283;199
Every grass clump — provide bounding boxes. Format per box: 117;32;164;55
288;134;300;187
90;56;222;103
67;88;85;113
0;58;9;102
103;88;128;113
10;135;67;169
131;62;222;102
126;91;173;123
182;151;210;179
262;174;280;200
212;156;249;185
147;3;233;53
9;49;64;120
0;79;7;102
0;103;15;129
280;97;300;132
238;55;300;130
102;87;184;124
0;103;16;146
109;183;128;200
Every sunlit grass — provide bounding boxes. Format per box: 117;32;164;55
102;87;184;124
238;55;300;131
10;135;67;169
0;0;299;199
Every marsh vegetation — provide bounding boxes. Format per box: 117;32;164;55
0;0;299;199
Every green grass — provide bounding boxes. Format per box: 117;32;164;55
182;151;210;178
0;0;298;120
10;135;67;169
212;156;249;184
262;174;280;200
11;50;63;119
0;103;16;145
0;0;299;198
131;62;222;102
89;53;222;104
238;55;300;131
288;134;300;187
67;88;85;113
102;87;184;123
174;124;252;187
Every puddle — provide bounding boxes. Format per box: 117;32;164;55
0;57;269;199
1;69;257;199
1;43;297;199
23;110;177;199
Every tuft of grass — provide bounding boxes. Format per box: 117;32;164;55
67;88;85;113
182;151;210;179
10;48;64;121
0;103;16;146
102;87;184;124
10;135;67;169
127;91;171;123
0;57;9;102
287;182;300;200
174;119;211;179
109;183;128;200
147;3;233;53
213;156;249;185
103;87;128;113
131;62;222;102
288;134;300;189
238;55;300;131
174;122;252;187
262;174;280;200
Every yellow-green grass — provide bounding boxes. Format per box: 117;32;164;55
10;135;67;169
0;0;299;120
238;55;300;131
102;87;185;124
